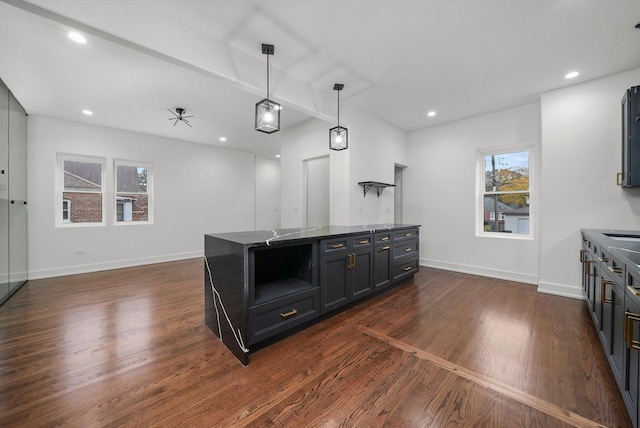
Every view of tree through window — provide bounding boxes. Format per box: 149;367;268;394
482;150;530;235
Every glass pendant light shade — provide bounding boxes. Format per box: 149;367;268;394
330;126;348;151
255;98;281;134
330;83;348;150
255;44;280;134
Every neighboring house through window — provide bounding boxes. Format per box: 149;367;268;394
115;160;152;224
57;154;106;226
478;148;531;237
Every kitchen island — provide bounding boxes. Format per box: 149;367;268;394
205;224;420;365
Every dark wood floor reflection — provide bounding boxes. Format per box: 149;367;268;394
0;259;631;427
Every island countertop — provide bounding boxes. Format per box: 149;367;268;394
206;223;421;247
581;228;640;277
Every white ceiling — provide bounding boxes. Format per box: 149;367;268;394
1;0;640;159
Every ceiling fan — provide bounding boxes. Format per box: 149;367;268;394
167;107;193;127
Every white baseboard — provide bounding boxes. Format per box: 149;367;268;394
28;251;203;280
536;281;584;299
420;257;582;300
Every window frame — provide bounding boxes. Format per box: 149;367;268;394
113;159;153;225
476;146;533;239
56;153;107;227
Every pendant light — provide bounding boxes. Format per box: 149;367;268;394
255;44;280;134
330;83;348;150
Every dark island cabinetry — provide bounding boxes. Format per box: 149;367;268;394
205;224;420;365
580;229;640;427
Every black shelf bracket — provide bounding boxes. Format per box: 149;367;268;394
358;181;395;198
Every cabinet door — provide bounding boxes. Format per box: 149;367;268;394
374;244;392;290
612;281;625;388
320;253;350;313
352;246;373;299
624;295;640;428
601;273;614;354
592;259;602;330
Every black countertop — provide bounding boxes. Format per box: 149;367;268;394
582;229;640;276
206;224;421;246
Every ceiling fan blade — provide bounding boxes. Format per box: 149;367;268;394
182;115;194;119
167;108;179;118
182;119;192;127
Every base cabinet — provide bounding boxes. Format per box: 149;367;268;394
320;234;374;314
581;229;640;427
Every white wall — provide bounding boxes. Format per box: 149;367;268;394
255;157;281;230
28;115;257;279
538;68;640;297
345;108;409;225
405;103;541;285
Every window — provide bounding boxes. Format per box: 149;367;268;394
115;160;152;223
478;148;531;237
57;154;106;226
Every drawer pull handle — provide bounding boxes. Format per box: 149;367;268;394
359;240;369;244
405;233;412;237
405;247;412;252
381;245;390;251
579;249;586;263
404;266;412;271
599;257;609;263
625;311;640;350
280;309;298;319
617;172;624;186
609;266;623;274
601;279;614;304
331;243;345;249
381;236;390;241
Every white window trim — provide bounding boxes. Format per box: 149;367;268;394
476;145;533;240
56;153;107;227
114;159;153;225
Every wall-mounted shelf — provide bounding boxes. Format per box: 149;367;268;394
358;181;395;198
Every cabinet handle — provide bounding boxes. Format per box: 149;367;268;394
405;247;412;252
331;243;345;249
405;233;412;237
609;266;623;275
404;266;412;271
598;256;609;263
617;172;623;186
579;249;586;263
380;245;390;251
625;311;640;350
359;240;369;244
280;308;298;319
585;260;595;277
351;253;356;269
601;279;614;304
381;236;390;241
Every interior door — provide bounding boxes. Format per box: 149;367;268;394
305;156;329;227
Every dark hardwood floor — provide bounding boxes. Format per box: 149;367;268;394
0;259;632;427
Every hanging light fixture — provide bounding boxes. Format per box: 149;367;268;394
255;44;280;134
330;83;348;150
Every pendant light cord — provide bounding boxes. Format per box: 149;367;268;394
266;53;270;101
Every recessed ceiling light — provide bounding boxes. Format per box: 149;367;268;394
68;32;87;44
82;110;93;116
565;71;579;79
427;111;436;117
276;154;281;158
219;137;227;142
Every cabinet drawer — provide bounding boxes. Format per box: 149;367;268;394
393;258;419;282
393;228;419;242
351;234;373;248
375;232;392;244
321;237;349;254
247;288;319;345
392;239;419;262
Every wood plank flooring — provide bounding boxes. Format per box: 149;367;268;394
0;259;632;427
